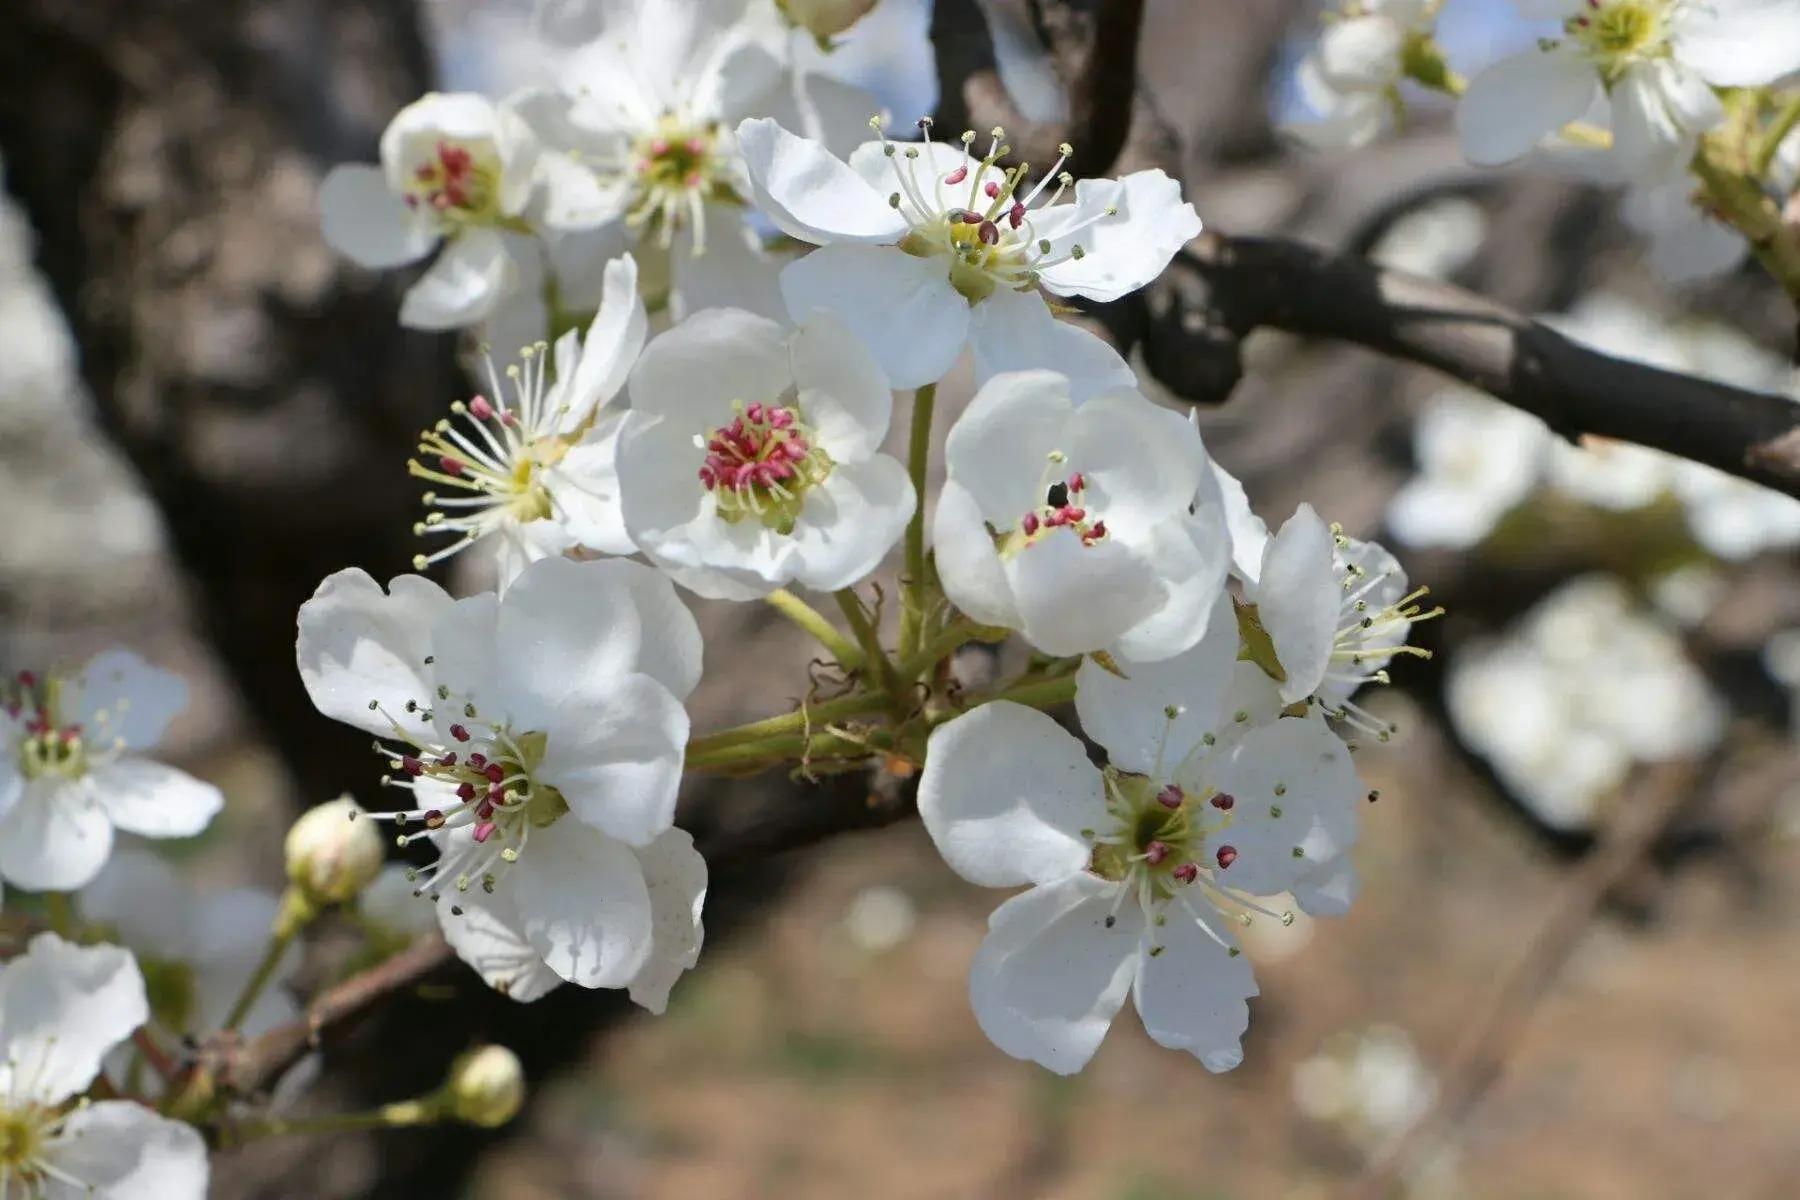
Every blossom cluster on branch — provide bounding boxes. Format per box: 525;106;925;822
15;0;1800;1187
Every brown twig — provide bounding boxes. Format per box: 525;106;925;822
1344;762;1702;1200
1124;232;1800;497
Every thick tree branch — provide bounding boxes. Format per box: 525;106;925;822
1126;232;1800;497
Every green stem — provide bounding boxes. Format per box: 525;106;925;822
230;1098;442;1144
765;588;864;669
1693;144;1800;301
222;891;312;1032
897;619;1009;680
835;588;899;691
686;690;894;758
1754;92;1800;178
898;383;937;663
971;673;1079;718
44;893;76;937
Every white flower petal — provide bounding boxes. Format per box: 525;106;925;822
1130;903;1257;1071
381;92;503;192
546;413;636;556
1293;855;1360;917
918;701;1101;888
317;164;435;269
435;876;564;1003
789;309;894;461
0;934;146;1106
1317;15;1405;90
1203;717;1360;896
966;286;1136;403
626;827;708;1015
787;456;916;592
735;117;909;245
87;758;222;840
422;593;500;744
399;228;518;330
548;253;646;433
628;307;793;426
1034;170;1201;303
1063;389;1203;529
510;822;653;989
943;369;1074;525
537;674;688;847
1007;533;1162;657
1611;60;1713;181
780;243;972;389
969;874;1140;1075
1671;0;1800;87
1076;589;1238;773
666;206;787;321
1255;504;1340;703
1112;506;1232;663
297;569;453;741
931;480;1022;629
76;649;187;752
0;781;114;892
1204;455;1270;584
1456;45;1596;165
39;1100;208;1199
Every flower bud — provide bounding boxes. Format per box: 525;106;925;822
778;0;877;40
284;796;383;906
445;1045;525;1128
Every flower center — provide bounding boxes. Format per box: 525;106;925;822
404;139;504;228
875;117;1114;304
410;344;571;570
1088;770;1229;901
1565;0;1669;73
0;1106;47;1177
363;689;568;904
998;459;1111;555
697;401;833;535
627;114;730;252
4;670;92;782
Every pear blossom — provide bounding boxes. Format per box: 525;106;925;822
284;797;385;907
932;370;1230;660
1237;505;1436;733
79;850;300;1073
1285;0;1441;151
1386;388;1550;549
297;555;707;1002
919;604;1364;1074
1457;0;1800;180
0;650;222;893
409;254;646;582
0;933;208;1197
735;115;1199;391
615;307;914;600
1447;575;1724;830
319;93;547;330
510;0;868;325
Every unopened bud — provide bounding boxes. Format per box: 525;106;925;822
446;1045;525;1128
778;0;877;40
285;796;384;906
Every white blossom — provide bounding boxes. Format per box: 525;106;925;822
1285;0;1441;151
918;605;1365;1074
1457;0;1800;180
1237;506;1434;734
615;307;914;600
319;92;551;330
297;556;706;1003
931;370;1230;660
1386;388;1550;549
0;650;221;893
1447;575;1724;830
0;934;208;1197
410;254;647;583
735;115;1199;391
285;797;386;907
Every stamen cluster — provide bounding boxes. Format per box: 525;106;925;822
405;139;500;225
698;402;833;534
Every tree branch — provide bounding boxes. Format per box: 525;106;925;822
1123;232;1800;497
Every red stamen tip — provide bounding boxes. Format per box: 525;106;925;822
1215;845;1238;869
1156;784;1184;810
1210;792;1235;811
